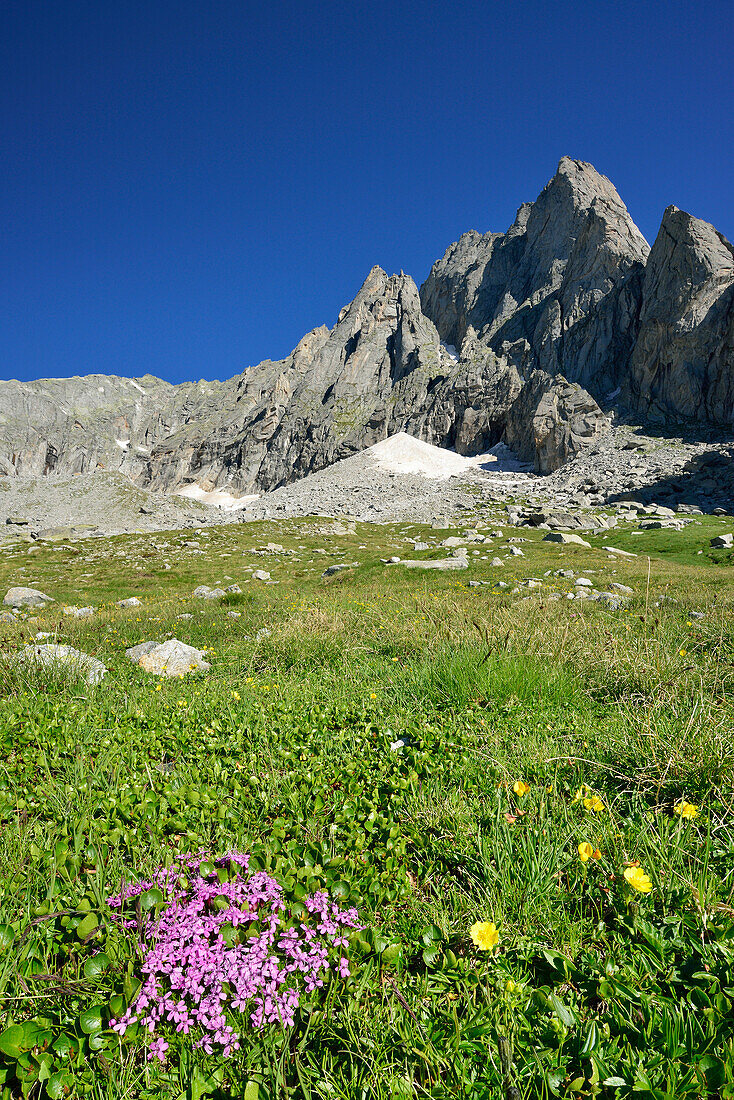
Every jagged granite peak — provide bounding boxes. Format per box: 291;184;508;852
420;157;650;388
2;158;733;500
627;206;734;425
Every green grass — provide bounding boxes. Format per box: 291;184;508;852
0;516;733;1098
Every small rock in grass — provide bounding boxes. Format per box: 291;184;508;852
226;610;242;619
4;586;54;608
193;585;226;599
508;546;524;557
491;557;504;567
610;582;633;595
399;557;468;571
63;605;95;618
542;532;591;547
322;563;358;577
710;533;733;548
225;584;242;594
575;578;593;587
127;639;210;678
252;570;271;582
18;643;106;685
116;596;142;608
594;592;629;610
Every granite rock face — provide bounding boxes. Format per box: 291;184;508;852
504;371;611;474
420;158;650;392
627;206;734;425
2;157;732;498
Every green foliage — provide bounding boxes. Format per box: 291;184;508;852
0;515;733;1096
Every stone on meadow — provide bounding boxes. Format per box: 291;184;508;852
127;638;210;677
193;585;226;599
542;532;591;547
491;557;504;567
116;596;142;607
252;570;271;582
398;557;468;570
4;586;55;608
322;563;358;577
18;643;107;685
710;533;733;549
63;605;95;618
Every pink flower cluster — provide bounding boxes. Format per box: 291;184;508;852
107;852;360;1061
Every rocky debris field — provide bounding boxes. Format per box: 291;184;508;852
0;424;731;542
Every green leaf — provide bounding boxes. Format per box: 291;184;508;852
78;1007;104;1035
0;1026;25;1059
0;925;15;952
244;1082;259;1100
83;953;110;979
46;1071;74;1099
140;887;164;911
76;912;99;940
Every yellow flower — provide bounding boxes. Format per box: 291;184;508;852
370;693;376;699
231;691;240;701
678;649;687;657
674;800;699;820
583;795;605;813
470;921;499;951
513;780;530;797
624;866;652;893
578;842;602;862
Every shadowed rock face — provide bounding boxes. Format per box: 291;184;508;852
627;206;734;426
2;158;732;492
504;371;611;474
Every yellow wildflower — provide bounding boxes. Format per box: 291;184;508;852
513;780;530;797
674;800;699;820
578;842;601;862
624;866;652;893
678;649;687;657
470;921;499;951
583;795;605;813
231;691;240;701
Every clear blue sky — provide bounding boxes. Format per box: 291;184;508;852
1;0;732;384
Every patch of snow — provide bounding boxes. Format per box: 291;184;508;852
367;433;475;480
441;343;459;362
175;484;260;511
115;439;130;450
129;380;147;395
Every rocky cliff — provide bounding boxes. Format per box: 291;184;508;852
1;157;732;495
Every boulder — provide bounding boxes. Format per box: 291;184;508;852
396;557;469;570
18;643;107;685
542;532;591;547
252;570;271;581
193;585;226;599
116;597;142;607
4;587;54;608
710;533;733;548
504;371;611;474
127;639;210;677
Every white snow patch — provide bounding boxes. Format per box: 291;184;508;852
175;484;260;511
129;380;147;395
115;439;130;450
367;433;477;480
364;432;528;480
441;343;459;362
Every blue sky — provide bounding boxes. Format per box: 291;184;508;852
1;0;732;384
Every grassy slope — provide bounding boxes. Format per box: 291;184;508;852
0;514;733;1099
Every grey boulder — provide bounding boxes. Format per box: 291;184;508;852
4;587;55;608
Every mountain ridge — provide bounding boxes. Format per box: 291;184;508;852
1;158;732;495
